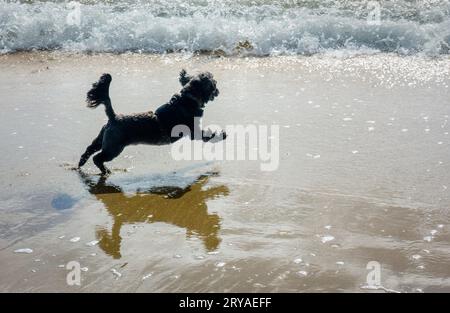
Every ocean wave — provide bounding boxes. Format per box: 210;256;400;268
1;0;450;56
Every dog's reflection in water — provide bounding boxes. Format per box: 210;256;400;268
78;171;229;259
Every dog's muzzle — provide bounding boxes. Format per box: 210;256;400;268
210;88;219;100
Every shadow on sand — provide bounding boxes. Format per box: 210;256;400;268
77;170;229;259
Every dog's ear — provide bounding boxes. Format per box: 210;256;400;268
179;69;192;86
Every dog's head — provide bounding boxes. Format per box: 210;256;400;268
179;69;219;108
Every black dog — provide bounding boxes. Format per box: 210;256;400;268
78;70;226;174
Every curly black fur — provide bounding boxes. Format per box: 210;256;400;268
78;70;225;175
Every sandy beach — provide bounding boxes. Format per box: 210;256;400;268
0;52;449;292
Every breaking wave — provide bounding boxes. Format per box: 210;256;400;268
1;0;450;56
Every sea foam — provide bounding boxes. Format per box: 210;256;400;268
1;0;450;56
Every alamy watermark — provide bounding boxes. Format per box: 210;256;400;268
170;119;280;171
66;260;81;286
366;261;381;286
367;1;381;25
66;1;82;27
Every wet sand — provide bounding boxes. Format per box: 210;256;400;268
0;52;450;292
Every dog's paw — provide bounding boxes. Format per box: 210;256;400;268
100;168;112;176
210;130;226;143
78;156;88;168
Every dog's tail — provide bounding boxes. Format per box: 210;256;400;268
86;73;116;120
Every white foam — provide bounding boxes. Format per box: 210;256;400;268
360;284;401;293
142;272;153;280
14;248;33;254
2;0;450;56
111;268;122;279
297;270;308;276
321;235;335;243
69;237;80;243
215;262;226;268
412;254;422;260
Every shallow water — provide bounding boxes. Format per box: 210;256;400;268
0;52;450;292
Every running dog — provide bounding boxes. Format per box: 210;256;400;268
78;70;225;174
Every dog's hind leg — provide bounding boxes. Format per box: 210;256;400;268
92;145;124;175
78;126;105;168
